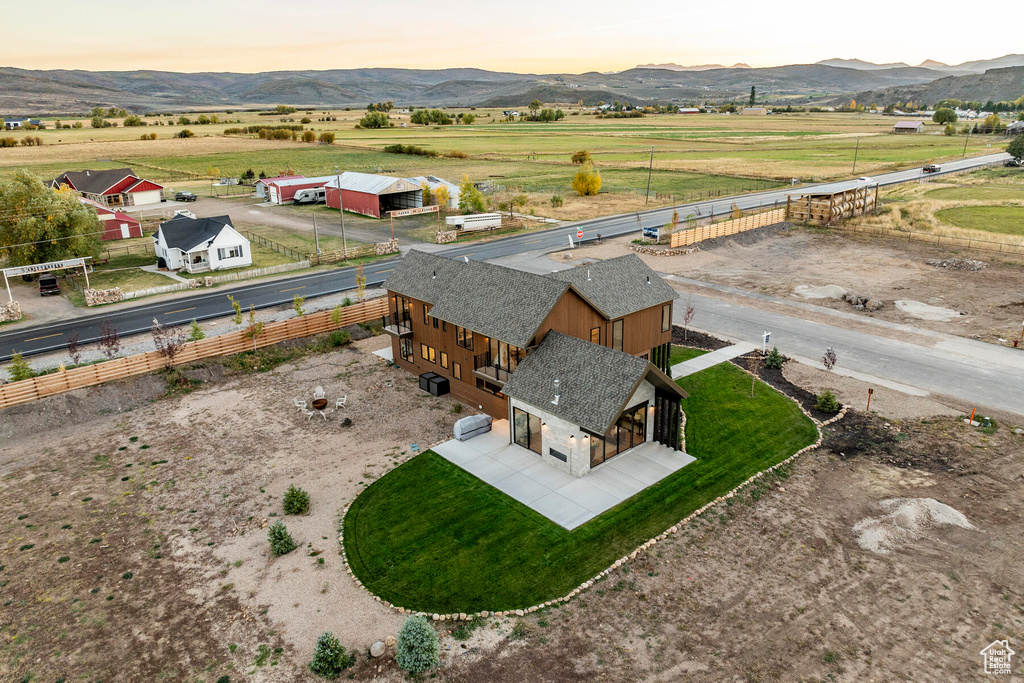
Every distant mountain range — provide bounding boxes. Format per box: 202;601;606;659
1;54;1022;115
848;66;1024;108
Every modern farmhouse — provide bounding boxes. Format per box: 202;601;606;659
383;251;687;476
49;168;164;207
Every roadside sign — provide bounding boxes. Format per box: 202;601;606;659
762;331;770;354
389;205;439;217
576;229;583;239
642;226;660;241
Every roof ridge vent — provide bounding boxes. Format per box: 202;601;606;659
646;275;651;284
551;378;560;406
432;270;437;279
586;269;591;282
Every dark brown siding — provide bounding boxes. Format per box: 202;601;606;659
388;295;509;419
533;290;605;347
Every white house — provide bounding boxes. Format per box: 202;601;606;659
154;214;252;273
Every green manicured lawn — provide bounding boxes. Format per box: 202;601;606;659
670;345;706;366
934;205;1024;236
344;359;817;613
924;185;1024;201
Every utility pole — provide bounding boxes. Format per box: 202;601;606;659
963;128;971;157
312;212;321;255
645;146;654;205
334;168;348;258
851;137;860;175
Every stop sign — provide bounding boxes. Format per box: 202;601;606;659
576;230;583;239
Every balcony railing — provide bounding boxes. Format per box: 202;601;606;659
383;313;412;337
473;350;513;385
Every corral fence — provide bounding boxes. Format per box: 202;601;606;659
669;207;788;248
0;298;389;411
832;224;1024;257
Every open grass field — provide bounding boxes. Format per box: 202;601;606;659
343;356;818;614
0;110;1006;208
924;185;1024;201
934;205;1024;236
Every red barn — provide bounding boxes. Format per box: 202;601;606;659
264;175;335;204
50;168;164;207
79;197;143;240
324;172;422;218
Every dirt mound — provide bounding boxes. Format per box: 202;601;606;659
853;497;974;554
927;257;986;271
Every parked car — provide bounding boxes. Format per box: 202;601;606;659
923;164;941;173
38;274;60;296
1005;159;1022;167
175;191;197;202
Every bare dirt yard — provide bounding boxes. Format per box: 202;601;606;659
553;225;1024;345
2;331;1022;682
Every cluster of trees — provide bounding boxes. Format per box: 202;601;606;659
935;97;1024;114
457;175;485;213
1008;135;1024;161
596;109;643;119
176;114;220;126
358;111;392;128
224;124;304;135
524;100;565;122
0;136;43;147
91;107;127;118
410;109;452;125
274;105;298;114
366;101;394;112
0;171;101;267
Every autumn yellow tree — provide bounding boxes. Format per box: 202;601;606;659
571;163;601;196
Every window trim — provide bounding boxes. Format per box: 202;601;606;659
661;303;671;333
453;362;462;381
455;325;474;351
420;343;429;361
440;351;449;369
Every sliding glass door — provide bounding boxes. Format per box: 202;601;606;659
513;407;542;455
589;402;648;467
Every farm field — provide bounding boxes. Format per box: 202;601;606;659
0;109;1005;222
934;205;1024;235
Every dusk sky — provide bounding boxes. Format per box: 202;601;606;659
1;0;1014;73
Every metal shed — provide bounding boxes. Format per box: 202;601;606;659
324;172;422;218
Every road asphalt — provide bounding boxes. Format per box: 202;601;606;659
2;152;1019;416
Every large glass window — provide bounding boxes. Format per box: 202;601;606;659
662;303;671;332
455;326;474;350
589;402;647;467
399;337;414;363
513;407;542;455
612;319;624;351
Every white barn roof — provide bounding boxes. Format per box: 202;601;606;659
325;171;419;195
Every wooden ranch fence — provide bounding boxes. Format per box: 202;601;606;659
670;207;788;248
833;224;1024;257
0;298;388;411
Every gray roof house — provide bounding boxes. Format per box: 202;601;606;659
382;250;689;479
153;215;252;274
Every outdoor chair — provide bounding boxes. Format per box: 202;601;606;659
303;409;326;422
334;395;347;411
293;399;307;410
313;386;326;400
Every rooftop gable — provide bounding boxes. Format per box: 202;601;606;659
157;215;236;253
548;254;678;320
503;332;687;435
51;168;137;195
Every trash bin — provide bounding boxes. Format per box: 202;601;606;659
418;372;439;392
427;374;450;397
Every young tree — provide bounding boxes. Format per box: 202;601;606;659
244;305;264;350
434;185;450;211
681;298;696;342
355;264;366;302
227;295;243;325
66;331;82;367
528;99;543;118
822;346;838;373
0;171;101;266
457;175;486;213
749;86;756;107
420;182;434;206
6;352;34;382
98;318;121;360
293;295;306;317
187;319;205;342
267;520;296;556
746;352;761;398
571;163;602;196
151;318;186;369
395;616;439;673
308;631;354;678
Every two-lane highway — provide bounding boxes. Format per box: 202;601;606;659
0;151;1010;361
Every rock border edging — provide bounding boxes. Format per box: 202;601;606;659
336;355;845;621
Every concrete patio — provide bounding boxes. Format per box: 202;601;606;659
434;420;696;530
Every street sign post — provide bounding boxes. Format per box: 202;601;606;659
642;226;660;242
762;331;770;354
576;229;583;239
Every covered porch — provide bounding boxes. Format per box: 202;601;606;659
182;249;211;273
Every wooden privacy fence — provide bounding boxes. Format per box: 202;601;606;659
670;207;788;248
0;298;389;411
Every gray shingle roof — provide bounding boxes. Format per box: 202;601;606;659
158;215;235;252
50;168;136;195
548;254;678;320
383;251;568;349
503;332;686;435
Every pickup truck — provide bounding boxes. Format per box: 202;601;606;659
923;164;941;173
38;274;61;296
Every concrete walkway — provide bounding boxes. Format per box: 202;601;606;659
434;420;696;530
671;342;756;380
140;264;189;283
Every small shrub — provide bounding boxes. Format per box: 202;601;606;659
187;319;205;341
550;194;564;208
327;330;350;348
815;390;840;413
763;347;784;369
217;676;231;683
268;520;297;555
396;615;440;673
283;485;310;515
308;631;354;678
6;352;34;382
57;556;70;563
122;572;133;579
